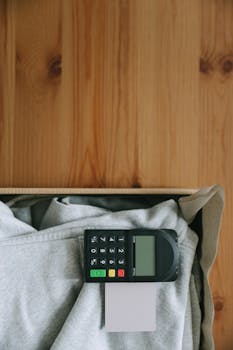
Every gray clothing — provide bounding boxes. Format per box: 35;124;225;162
0;195;201;349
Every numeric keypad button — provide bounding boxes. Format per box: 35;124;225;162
108;258;116;266
90;247;97;254
99;235;107;243
117;247;125;254
118;258;125;265
90;258;97;266
90;235;98;244
99;258;107;266
108;247;116;254
108;235;116;243
99;247;106;254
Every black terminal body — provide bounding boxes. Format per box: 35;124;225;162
84;229;179;283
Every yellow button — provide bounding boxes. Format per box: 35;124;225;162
108;269;115;277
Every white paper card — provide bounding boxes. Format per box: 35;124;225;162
105;283;156;332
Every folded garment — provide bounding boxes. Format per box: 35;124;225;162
0;195;201;350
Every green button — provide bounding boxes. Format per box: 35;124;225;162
90;269;106;278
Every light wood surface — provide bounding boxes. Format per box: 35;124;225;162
0;1;232;348
0;187;197;195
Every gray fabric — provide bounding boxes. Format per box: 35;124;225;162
0;195;201;349
179;185;224;350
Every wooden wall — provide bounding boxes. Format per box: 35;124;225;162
0;0;233;348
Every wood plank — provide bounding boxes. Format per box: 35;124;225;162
69;0;200;188
0;0;15;185
0;187;197;195
199;1;233;348
13;0;72;187
1;0;200;188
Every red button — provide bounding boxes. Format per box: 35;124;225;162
118;269;125;277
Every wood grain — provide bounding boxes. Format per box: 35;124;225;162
200;1;233;349
0;0;232;347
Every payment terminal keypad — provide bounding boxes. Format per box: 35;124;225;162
85;230;128;282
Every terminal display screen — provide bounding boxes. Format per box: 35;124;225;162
135;236;156;276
